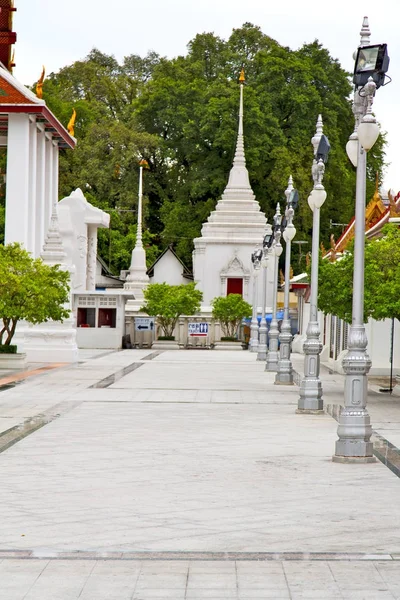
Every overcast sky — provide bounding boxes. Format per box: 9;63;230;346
13;0;400;192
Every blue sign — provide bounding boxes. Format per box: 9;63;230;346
188;322;209;336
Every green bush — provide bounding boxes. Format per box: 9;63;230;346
212;294;252;338
0;344;17;354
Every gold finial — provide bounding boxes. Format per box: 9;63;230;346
67;108;77;137
139;159;149;169
239;68;245;83
8;48;15;72
36;66;45;99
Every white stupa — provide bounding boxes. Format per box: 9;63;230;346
193;69;273;311
124;161;150;314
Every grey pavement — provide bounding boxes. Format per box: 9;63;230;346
0;349;400;598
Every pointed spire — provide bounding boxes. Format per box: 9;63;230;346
359;16;371;47
41;203;66;266
135;162;145;250
224;69;252;194
285;175;294;202
124;160;149;299
311;114;323;156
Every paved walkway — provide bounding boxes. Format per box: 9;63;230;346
0;350;399;599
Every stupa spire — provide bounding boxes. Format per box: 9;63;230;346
124;160;149;310
224;69;252;195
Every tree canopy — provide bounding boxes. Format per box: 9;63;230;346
318;225;400;323
0;243;71;346
11;23;386;272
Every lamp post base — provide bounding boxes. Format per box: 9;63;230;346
332;455;376;464
265;352;279;371
296;408;324;415
298;379;323;412
275;371;294;385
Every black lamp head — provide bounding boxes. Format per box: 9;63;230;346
288;189;299;209
353;43;389;89
317;135;330;164
263;232;273;248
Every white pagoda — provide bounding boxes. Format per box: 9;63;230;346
193;70;273;312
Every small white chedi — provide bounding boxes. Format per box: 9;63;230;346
193;70;273;312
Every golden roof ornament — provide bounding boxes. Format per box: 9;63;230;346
239;68;245;83
67;109;77;137
36;66;45;99
139;159;149;169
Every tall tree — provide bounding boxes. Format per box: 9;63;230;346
31;25;386;272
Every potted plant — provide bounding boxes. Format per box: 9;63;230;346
0;243;70;369
211;294;252;350
141;282;202;349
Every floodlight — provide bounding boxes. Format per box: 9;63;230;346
353;44;389;89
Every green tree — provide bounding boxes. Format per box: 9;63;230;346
0;243;70;347
141;282;202;338
35;26;387;271
211;294;252;339
318;225;400;323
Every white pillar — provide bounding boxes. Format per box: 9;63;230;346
52;141;59;207
44;135;54;241
5;113;30;247
27;118;37;255
86;225;98;291
35;128;46;257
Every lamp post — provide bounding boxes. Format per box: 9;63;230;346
276;175;298;385
257;225;273;361
265;204;283;371
298;115;330;412
334;18;388;462
249;247;262;352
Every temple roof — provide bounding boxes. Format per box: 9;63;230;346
325;177;400;259
0;1;16;72
0;63;76;148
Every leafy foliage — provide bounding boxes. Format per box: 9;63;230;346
318;225;400;323
141;283;202;337
23;25;386;272
0;243;70;345
211;294;252;338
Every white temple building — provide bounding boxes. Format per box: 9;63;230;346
193;71;273;312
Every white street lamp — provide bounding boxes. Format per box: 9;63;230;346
275;176;298;385
298;115;330;412
265;204;283;371
249;247;262;352
257;225;273;361
334;17;389;462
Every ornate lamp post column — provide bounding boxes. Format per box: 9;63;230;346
249;247;262;352
265;204;283;371
257;225;273;361
334;18;388;461
276;176;298;385
298;116;330;412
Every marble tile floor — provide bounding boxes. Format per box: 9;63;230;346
0;350;400;598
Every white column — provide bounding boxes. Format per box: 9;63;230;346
86;225;98;291
52;141;59;207
27;118;37;255
5;113;30;247
43;135;54;241
35;128;46;257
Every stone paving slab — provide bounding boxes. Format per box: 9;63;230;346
0;349;400;598
1;559;400;599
